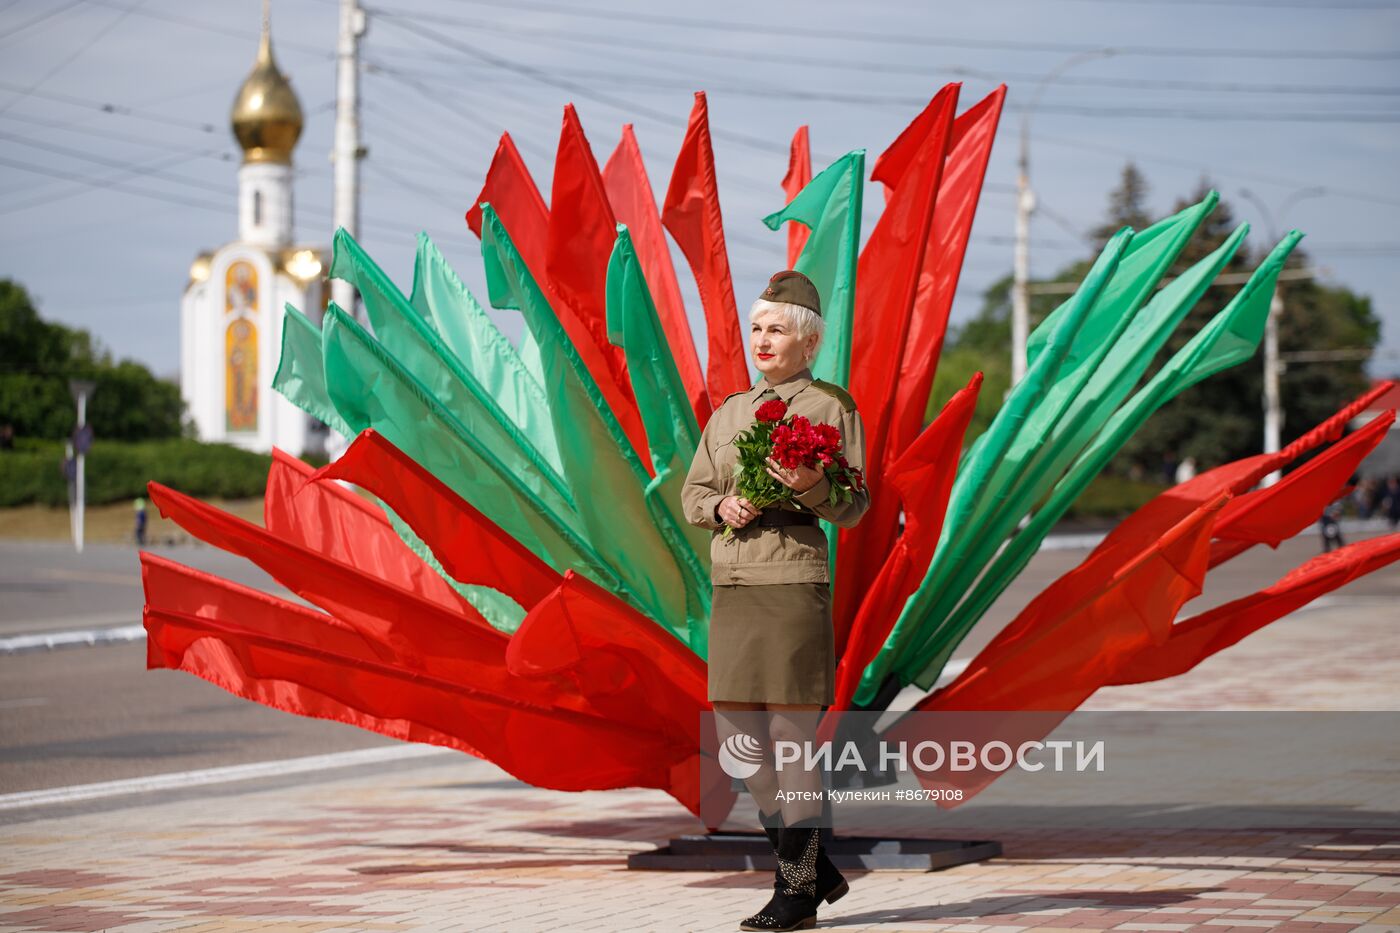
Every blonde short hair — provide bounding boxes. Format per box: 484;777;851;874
749;298;825;358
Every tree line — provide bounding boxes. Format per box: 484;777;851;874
930;164;1380;477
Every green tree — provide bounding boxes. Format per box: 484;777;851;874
0;278;186;442
1118;181;1378;473
1092;161;1151;248
926;174;1379;478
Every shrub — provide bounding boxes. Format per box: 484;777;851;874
0;438;272;507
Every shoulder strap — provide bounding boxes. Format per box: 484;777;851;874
810;379;857;413
719;387;750;406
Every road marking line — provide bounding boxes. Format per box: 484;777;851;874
0;745;451;811
0;624;145;654
41;568;143;587
0;697;49;709
0;612;133;631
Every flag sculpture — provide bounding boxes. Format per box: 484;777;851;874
141;85;1400;822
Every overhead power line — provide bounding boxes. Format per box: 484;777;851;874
1033;133;1400;209
426;0;1400;61
1055;0;1400;8
1006;103;1400;123
371;13;813;161
0;0;145;117
74;0;332;59
0;80;222;133
361;52;1400;99
0;0;83;45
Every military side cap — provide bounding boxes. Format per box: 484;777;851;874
759;270;821;317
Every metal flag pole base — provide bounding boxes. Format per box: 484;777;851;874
627;831;1001;872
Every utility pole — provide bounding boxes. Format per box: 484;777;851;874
332;0;366;321
1239;186;1324;486
1012;140;1034;386
1011;49;1115;385
1262;284;1284;487
68;380;95;554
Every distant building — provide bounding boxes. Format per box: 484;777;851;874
180;14;327;456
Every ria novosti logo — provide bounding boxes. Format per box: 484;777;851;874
718;732;766;779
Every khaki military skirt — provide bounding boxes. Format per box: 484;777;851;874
708;582;835;706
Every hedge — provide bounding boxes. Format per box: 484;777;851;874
0;438;272;507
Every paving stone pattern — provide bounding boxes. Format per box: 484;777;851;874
2;598;1397;931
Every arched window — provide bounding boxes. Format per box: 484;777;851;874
252;189;263;226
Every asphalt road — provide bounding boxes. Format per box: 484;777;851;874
1;529;1396;797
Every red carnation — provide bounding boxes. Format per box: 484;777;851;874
755;399;788;422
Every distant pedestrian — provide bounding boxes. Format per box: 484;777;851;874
134;496;147;546
1319;501;1344;553
1174;456;1197;485
0;423;13;451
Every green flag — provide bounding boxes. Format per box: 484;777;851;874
479;203;702;649
407;233;562;476
763;149;866;578
606;225;712;650
317;302;629;604
911;221;1255;689
853;226;1131;706
272;303;352;439
761;149;865;388
328;228;574;508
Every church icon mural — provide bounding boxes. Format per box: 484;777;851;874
225;261;259;433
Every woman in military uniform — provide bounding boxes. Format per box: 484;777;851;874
682;270;871;931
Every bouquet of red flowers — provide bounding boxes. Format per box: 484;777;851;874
723;398;865;537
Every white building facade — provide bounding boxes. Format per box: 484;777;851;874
180;17;326;456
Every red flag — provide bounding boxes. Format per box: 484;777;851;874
547;105;619;348
544;105;650;468
782;125;812;267
141;554;717;815
143;554;485;757
888;86;1005;463
144;442;728;815
147;482;527;681
1089;381;1395;574
1110;531;1400;686
662;92;749;407
318;429;715;769
872;86;960;198
945;388;1398;704
875;495;1223;806
263;449;473;614
834;84;960;632
317;429;561;609
925;492;1226;713
466;132;549;277
827;372;981;722
603;123;710;427
1209;411;1393;565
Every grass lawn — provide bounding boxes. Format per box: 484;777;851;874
0;498;265;544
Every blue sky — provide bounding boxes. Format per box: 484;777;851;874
1;0;1397;384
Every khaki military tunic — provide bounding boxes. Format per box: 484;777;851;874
681;367;871;704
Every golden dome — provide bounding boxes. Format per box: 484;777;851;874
230;13;303;164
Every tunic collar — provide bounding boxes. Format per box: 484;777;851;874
752;367;814;405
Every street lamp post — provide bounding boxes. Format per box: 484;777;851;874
1011;48;1116;385
1238;186;1324;486
68;379;96;554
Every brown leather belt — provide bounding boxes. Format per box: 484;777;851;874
757;508;818;527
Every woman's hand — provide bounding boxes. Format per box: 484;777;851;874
765;457;823;494
718;495;760;528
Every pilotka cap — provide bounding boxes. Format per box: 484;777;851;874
759;269;821;317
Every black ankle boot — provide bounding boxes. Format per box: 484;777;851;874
759;810;848;906
739;820;820;931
